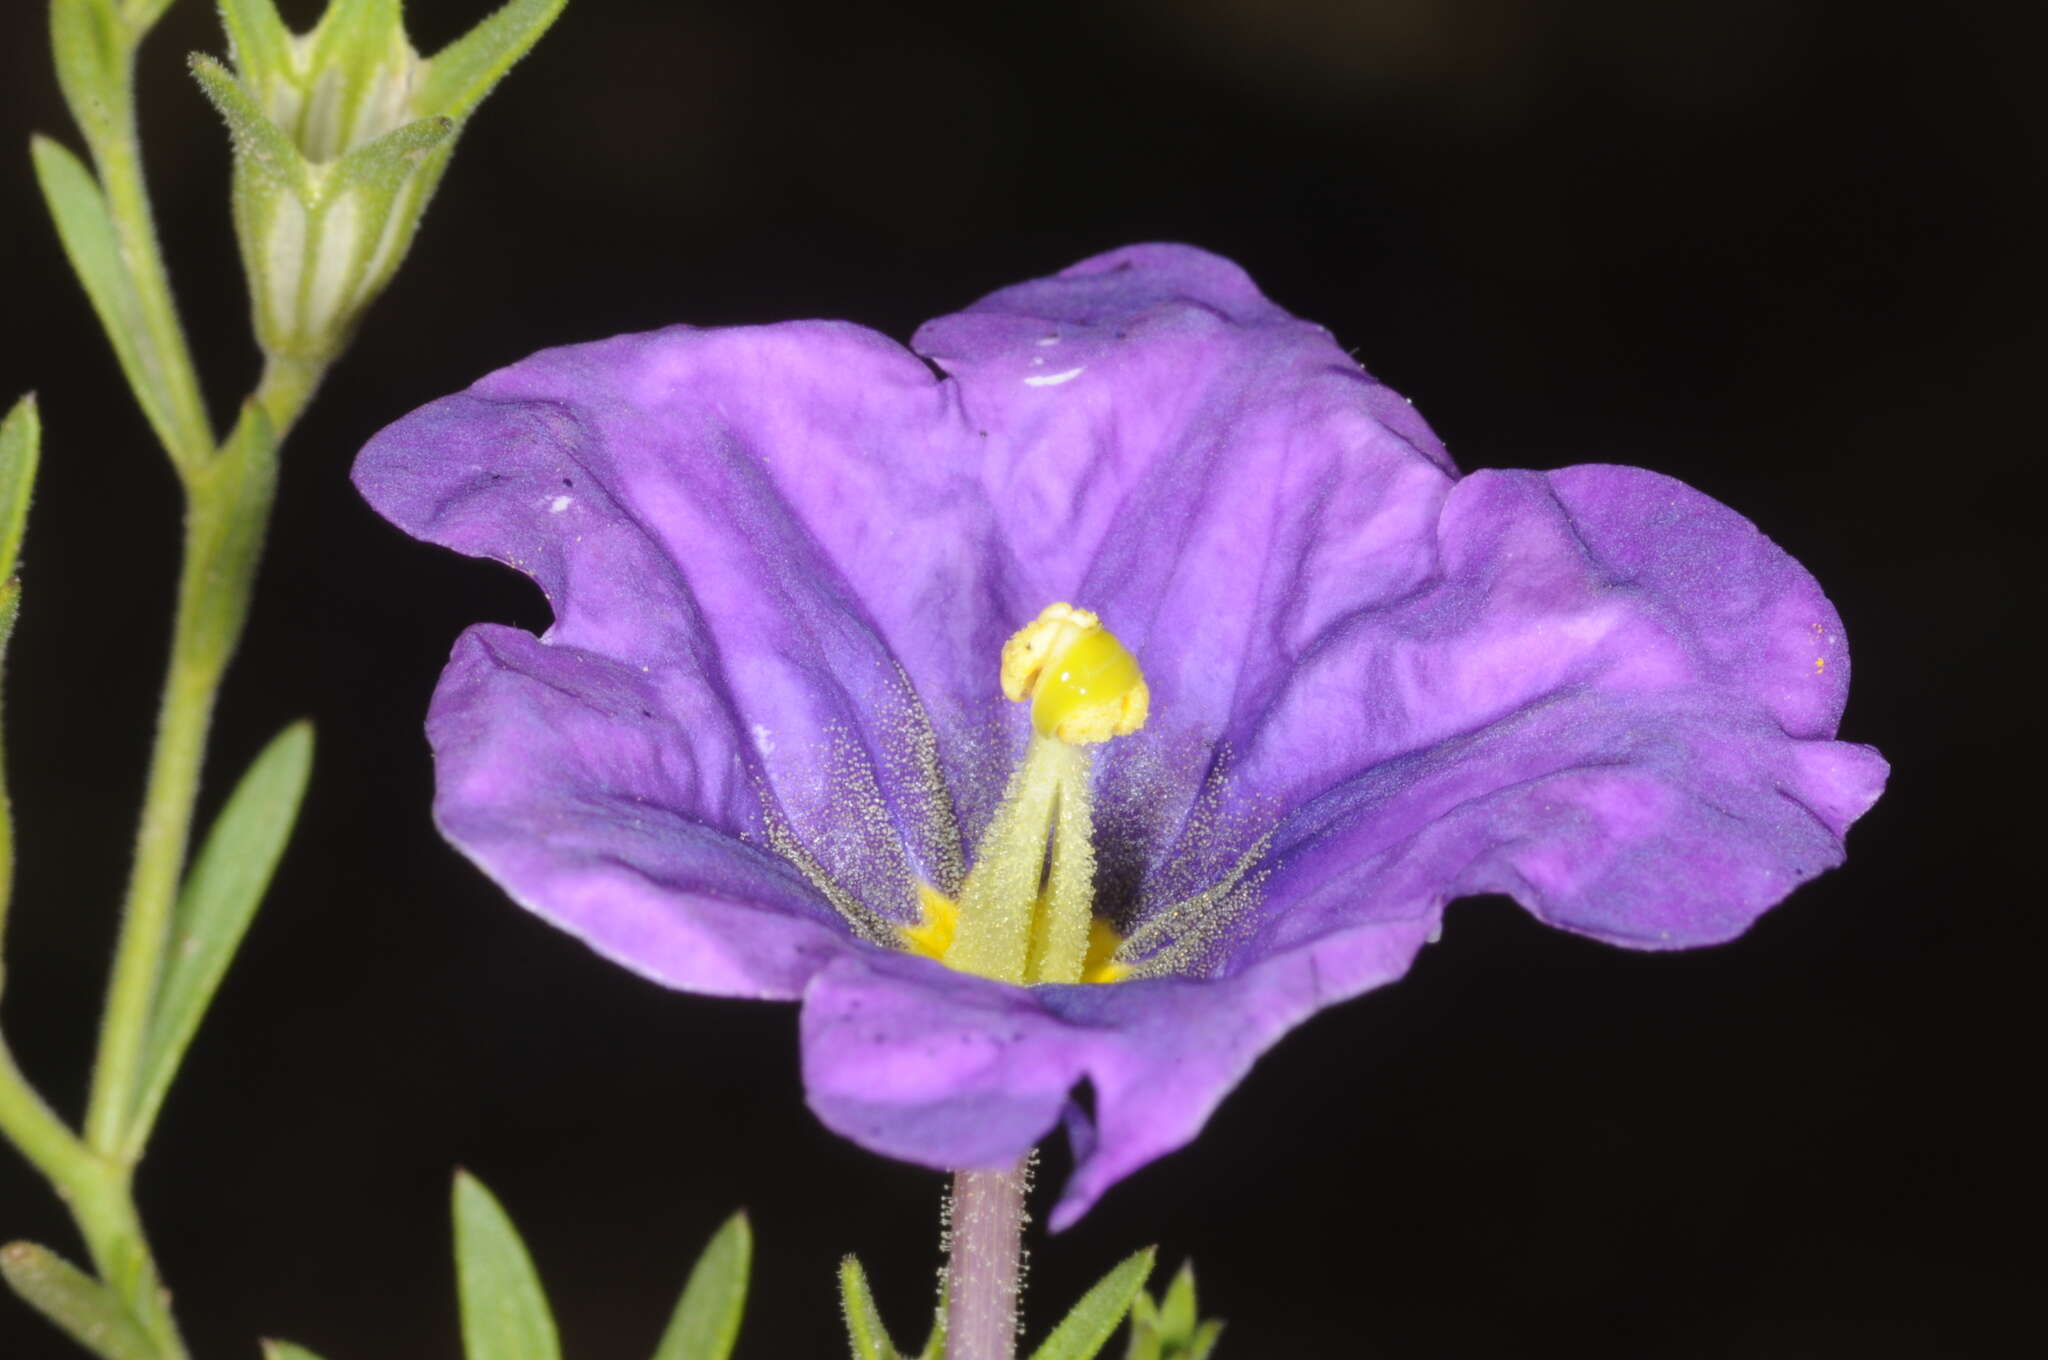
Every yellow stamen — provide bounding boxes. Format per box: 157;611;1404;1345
901;883;959;960
1080;916;1131;984
909;604;1149;985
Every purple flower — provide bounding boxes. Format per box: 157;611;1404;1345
353;244;1886;1228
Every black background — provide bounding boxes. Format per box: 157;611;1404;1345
1;1;2038;1356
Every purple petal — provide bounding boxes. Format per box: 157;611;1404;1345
426;625;855;997
1235;465;1886;958
800;915;1433;1229
356;322;998;955
916;243;1458;854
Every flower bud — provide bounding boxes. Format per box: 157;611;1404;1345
194;0;566;360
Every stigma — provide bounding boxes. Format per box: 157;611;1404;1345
903;604;1148;986
999;603;1149;746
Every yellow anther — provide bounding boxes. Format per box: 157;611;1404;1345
910;880;1127;985
1080;916;1131;985
999;602;1149;745
901;884;959;960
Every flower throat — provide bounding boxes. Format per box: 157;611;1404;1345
901;604;1149;986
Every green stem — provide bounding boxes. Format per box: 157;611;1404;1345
252;355;326;436
0;1041;185;1356
81;531;227;1156
66;1166;189;1360
0;1037;97;1203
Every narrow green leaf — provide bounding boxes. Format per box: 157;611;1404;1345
1120;1291;1161;1360
28;137;182;456
196;400;281;667
420;0;570;121
262;1342;331;1360
1121;1263;1220;1360
121;396;276;704
837;1255;901;1360
1027;1248;1156;1360
913;1279;947;1360
50;1;128;146
1;580;19;675
454;1172;562;1360
189;55;310;193
0;394;39;587
650;1211;751;1360
0;1241;156;1360
128;720;313;1147
1156;1263;1196;1342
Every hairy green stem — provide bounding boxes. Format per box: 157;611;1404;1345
252;356;326;437
0;1038;96;1203
0;1040;187;1357
66;1167;189;1360
81;521;230;1156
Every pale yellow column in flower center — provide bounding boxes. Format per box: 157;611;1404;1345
906;604;1149;986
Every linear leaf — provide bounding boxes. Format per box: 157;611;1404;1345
1120;1291;1161;1360
838;1255;901;1360
914;1279;947;1360
0;1241;156;1360
0;394;38;587
650;1211;750;1360
28;137;183;456
51;1;127;146
1027;1249;1156;1360
263;1342;331;1360
454;1171;562;1360
190;400;280;672
129;720;313;1146
1157;1263;1196;1343
420;0;570;121
0;399;25;941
